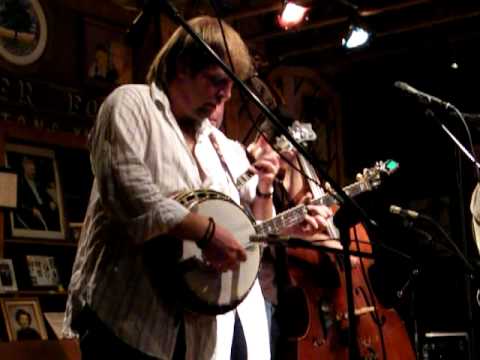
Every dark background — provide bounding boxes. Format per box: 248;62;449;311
331;21;480;357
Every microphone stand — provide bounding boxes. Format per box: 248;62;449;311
132;3;379;358
393;220;430;360
397;264;421;360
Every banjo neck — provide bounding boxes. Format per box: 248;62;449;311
253;178;373;236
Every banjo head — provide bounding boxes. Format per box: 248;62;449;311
179;190;261;314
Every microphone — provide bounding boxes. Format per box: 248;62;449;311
389;205;419;219
394;81;452;110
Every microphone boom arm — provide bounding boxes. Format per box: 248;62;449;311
151;0;377;233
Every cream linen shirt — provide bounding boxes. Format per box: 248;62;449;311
64;83;267;359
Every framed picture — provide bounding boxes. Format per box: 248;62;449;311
26;255;60;287
0;297;48;341
0;0;48;66
0;259;18;293
0;168;18;209
5;143;66;240
84;18;132;86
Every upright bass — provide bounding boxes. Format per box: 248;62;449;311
283;140;415;360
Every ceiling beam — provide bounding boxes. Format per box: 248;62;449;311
246;0;430;43
278;7;480;61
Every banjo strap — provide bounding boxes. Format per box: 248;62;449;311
209;132;240;191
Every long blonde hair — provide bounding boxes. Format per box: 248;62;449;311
146;16;252;87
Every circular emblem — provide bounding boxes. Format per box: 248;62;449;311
0;0;48;65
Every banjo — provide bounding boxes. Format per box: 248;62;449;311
146;159;399;315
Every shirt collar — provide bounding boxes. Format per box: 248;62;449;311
150;81;169;111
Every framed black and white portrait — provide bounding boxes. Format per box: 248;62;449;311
5;144;65;240
0;0;48;66
1;297;48;341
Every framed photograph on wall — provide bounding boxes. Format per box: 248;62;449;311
0;297;48;341
0;0;48;66
0;168;18;209
0;259;18;293
5;143;66;240
84;18;132;86
26;255;60;287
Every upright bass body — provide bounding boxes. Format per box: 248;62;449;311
328;223;416;360
275;153;414;360
279;223;416;360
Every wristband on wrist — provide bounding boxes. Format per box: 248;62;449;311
197;217;215;249
256;186;274;198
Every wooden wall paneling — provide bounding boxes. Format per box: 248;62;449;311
0;339;80;360
0;128;6;257
3;125;87;150
267;66;345;184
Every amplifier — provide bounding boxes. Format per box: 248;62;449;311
422;331;469;360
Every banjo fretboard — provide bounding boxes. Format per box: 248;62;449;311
254;180;373;235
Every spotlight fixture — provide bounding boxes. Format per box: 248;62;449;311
338;0;372;49
342;23;371;49
277;1;309;30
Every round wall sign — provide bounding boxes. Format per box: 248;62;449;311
0;0;48;66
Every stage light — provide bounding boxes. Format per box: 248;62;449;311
277;1;309;29
337;0;371;49
342;23;371;49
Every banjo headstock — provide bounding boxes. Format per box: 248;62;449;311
358;159;400;190
274;120;317;152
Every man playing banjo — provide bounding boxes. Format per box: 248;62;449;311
64;15;330;360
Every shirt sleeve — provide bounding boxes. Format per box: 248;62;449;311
89;86;189;244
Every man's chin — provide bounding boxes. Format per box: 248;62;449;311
197;108;215;120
